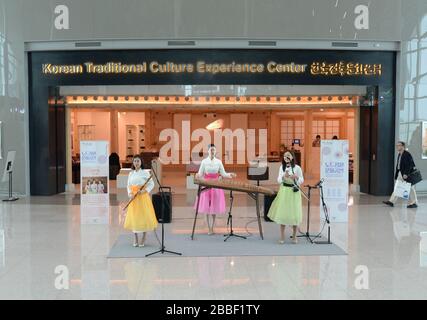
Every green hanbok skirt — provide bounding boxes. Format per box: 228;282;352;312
267;179;303;226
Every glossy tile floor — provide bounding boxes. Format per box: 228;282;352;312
0;188;427;300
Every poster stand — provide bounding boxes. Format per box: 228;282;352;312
3;151;18;202
3;170;19;202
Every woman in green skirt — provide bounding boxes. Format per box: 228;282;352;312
268;151;304;244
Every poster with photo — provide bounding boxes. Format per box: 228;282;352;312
320;140;349;223
81;176;109;195
80;141;110;224
422;122;427;159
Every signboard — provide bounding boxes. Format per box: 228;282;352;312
2;151;16;183
33;49;394;87
42;60;382;77
80;141;109;224
320;140;349;223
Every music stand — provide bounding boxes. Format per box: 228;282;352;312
224;190;247;242
247;166;269;187
145;164;182;257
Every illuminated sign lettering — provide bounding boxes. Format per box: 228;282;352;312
41;61;382;76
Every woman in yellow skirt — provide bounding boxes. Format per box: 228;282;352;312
268;151;304;244
124;155;158;247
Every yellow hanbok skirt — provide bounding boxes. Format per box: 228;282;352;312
124;185;158;233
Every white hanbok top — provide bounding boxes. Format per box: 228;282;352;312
97;183;105;193
277;164;304;186
127;169;154;197
90;183;98;193
197;157;232;178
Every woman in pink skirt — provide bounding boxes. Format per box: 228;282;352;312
194;144;237;235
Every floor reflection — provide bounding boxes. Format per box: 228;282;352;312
0;193;427;299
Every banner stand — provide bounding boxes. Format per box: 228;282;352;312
320;140;349;223
3;171;19;202
2;151;18;202
80;141;110;224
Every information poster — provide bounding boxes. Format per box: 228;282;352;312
320;140;349;223
80;141;110;224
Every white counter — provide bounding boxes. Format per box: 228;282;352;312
117;168;132;189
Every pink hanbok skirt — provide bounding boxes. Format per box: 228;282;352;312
193;173;226;215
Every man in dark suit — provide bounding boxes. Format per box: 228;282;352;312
383;141;418;208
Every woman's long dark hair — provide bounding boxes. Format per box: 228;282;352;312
131;155;145;171
282;152;296;171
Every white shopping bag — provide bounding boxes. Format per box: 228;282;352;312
393;180;412;200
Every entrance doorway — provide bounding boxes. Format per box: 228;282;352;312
60;85;365;195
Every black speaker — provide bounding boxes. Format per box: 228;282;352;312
263;194;276;222
152;187;172;223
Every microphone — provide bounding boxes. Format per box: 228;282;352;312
314;178;324;187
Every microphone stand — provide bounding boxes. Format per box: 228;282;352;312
313;184;332;245
146;163;182;257
224;190;247;242
293;181;317;244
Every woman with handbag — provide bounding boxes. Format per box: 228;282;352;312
268;151;304;244
383;141;419;208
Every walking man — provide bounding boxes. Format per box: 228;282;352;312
383;141;418;208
